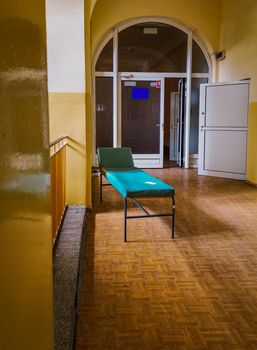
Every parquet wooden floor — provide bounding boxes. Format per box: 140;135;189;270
76;168;257;350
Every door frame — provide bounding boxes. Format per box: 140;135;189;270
120;73;165;168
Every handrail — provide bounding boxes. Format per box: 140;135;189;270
50;135;68;245
50;136;69;158
50;135;68;147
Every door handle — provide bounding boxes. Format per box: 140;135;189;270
156;123;164;130
124;74;134;79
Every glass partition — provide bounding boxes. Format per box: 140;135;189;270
192;41;208;73
95;39;113;71
94;21;211;167
118;23;187;72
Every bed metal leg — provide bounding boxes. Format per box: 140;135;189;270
171;196;175;239
100;173;103;202
124;198;127;242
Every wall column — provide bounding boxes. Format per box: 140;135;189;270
0;2;54;349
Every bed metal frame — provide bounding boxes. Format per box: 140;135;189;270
100;173;175;242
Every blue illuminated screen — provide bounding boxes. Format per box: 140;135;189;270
132;87;149;99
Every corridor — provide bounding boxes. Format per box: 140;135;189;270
76;168;257;350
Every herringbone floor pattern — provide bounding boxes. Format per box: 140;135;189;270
76;169;257;350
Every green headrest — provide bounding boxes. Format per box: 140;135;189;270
97;147;135;169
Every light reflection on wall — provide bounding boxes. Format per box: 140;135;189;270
8;153;44;170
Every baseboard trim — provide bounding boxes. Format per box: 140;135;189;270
247;180;257;188
52;205;68;254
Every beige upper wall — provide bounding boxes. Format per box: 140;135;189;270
91;0;222;56
46;0;85;92
219;0;257;101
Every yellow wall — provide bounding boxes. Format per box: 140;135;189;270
85;0;93;207
0;1;54;349
91;0;222;54
247;103;257;184
90;0;98;16
219;0;257;184
49;93;86;204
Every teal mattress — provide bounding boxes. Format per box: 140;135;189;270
102;167;175;198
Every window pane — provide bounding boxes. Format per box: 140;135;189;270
96;77;113;149
122;80;161;153
119;23;187;72
192;41;209;73
95;39;113;71
190;78;208;154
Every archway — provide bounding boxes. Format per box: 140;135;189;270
92;18;214;168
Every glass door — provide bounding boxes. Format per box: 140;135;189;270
120;74;164;168
177;79;186;167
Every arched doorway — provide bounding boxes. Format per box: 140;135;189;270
93;18;213;168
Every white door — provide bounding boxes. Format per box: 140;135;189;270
169;92;179;161
198;81;249;180
120;74;164;168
